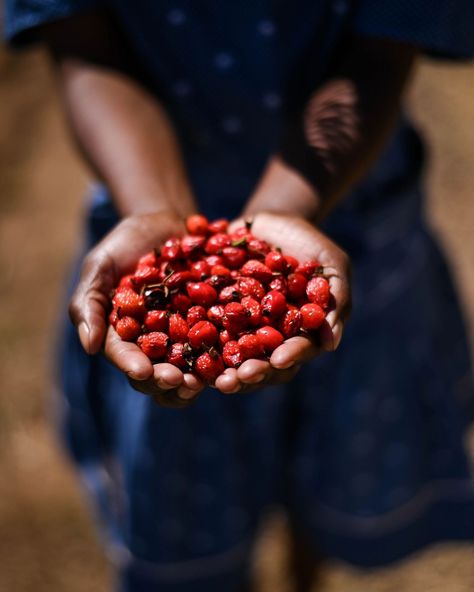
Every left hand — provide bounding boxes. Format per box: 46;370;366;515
215;211;351;394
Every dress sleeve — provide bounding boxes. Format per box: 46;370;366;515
4;0;103;47
351;0;474;59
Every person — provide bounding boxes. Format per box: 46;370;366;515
5;1;474;591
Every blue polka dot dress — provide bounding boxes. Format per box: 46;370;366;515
5;1;474;590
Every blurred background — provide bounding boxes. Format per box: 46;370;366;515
0;41;474;592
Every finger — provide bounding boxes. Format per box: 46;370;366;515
153;363;185;390
215;368;241;394
104;325;154;381
270;336;320;369
266;364;301;385
176;373;204;401
69;252;115;354
236;359;271;384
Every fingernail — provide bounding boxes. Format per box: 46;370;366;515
78;322;91;353
332;321;343;350
272;358;295;370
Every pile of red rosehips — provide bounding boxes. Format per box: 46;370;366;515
109;215;331;384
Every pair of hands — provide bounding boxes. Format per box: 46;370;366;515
69;210;351;408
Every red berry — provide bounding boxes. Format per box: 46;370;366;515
187;305;207;326
186;214;209;236
256;326;284;353
190;260;211;280
205;233;231;255
187;282;218;306
285;255;299;272
238;334;265;360
269;275;288;295
131;265;162;288
300;303;325;331
165;270;194;290
109;308;119;328
261;290;287;321
208;218;228;234
188;320;218;349
113;288;146;319
237;277;265;301
138;331;169;360
240;259;273;284
205;255;224;267
223;302;249;334
296;259;322;277
166;342;193;370
241;296;262;327
247;238;271;258
144;309;169;332
219;329;233;347
207;304;225;326
161;238;183;262
306;276;330;309
168;313;189;343
181;234;206;259
137;250;160;268
279;307;302;338
118;274;135;289
170;293;192;314
265;250;288;273
222;341;243;368
222;246;247;269
218;284;240;303
287;273;308;301
116;316;142;342
194;351;225;383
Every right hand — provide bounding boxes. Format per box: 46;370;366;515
69;210;205;407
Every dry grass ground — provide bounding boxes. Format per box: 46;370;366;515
0;49;473;591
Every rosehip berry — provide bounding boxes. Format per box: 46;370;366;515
109;308;119;328
186;305;207;327
188;320;218;349
190;260;211;280
238;334;265;360
218;284;240;303
166;342;193;370
240;259;273;284
187;282;218;306
247;238;271;258
194;350;225;383
269;276;288;295
131;265;162;288
222;246;247;269
208;218;228;234
306;276;330;309
241;296;262;327
265;250;288;273
170;293;192;314
287;273;308;301
205;233;231;255
279;306;302;338
143;285;169;310
210;264;231;279
118;274;135;289
231;225;252;239
207;304;225;326
261;290;287;321
166;270;194;290
181;235;206;259
186;214;209;236
237;277;265;301
161;238;183;262
256;326;284;353
115;317;142;341
285;255;299;272
223;302;249;334
168;313;189;343
113;288;146;319
144;309;169;333
222;341;243;368
138;331;169;360
205;255;224;267
219;329;233;347
296;259;322;277
137;250;160;268
300;303;325;331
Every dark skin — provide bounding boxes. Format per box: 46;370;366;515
37;9;416;589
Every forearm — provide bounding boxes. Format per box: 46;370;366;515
245;36;417;222
42;10;196;218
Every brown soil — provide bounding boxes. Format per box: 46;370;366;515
0;49;473;591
